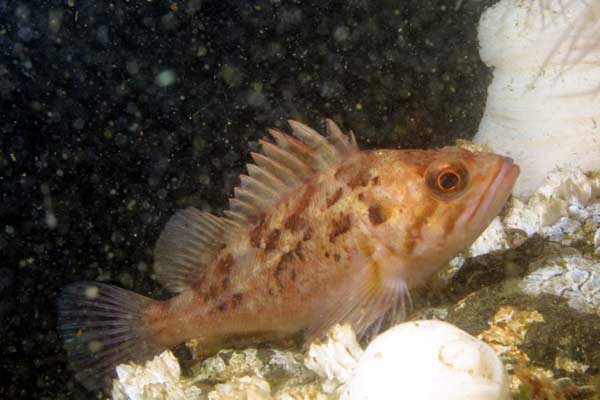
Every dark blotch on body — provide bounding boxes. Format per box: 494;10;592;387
284;184;314;231
404;201;438;254
368;204;387;226
274;251;295;287
334;162;352;180
231;293;243;308
329;213;351;242
221;277;230;291
334;158;372;189
216;254;234;275
206;284;219;302
199;254;233;298
347;169;370;189
216;293;243;312
264;229;280;252
250;214;266;248
284;214;305;232
303;227;313;241
293;242;305;261
326;188;343;208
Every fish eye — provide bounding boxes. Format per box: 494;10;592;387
437;169;460;192
426;162;468;198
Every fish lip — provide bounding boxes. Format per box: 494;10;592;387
468;157;520;225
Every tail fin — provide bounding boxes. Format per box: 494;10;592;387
57;282;165;390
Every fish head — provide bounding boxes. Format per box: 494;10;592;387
366;147;519;287
421;147;520;247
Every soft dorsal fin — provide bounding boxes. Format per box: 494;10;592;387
153;207;228;293
153;119;358;293
225;119;358;225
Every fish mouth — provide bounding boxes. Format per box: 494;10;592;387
468;157;520;225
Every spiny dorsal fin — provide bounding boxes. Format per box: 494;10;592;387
225;119;358;225
153;207;228;293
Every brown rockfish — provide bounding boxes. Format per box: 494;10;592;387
58;119;519;389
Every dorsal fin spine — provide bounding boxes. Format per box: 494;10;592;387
259;140;314;178
250;152;300;186
288;119;339;165
246;164;288;193
348;130;358;147
234;187;267;209
240;175;278;200
229;198;259;217
224;210;247;223
268;130;325;170
325;118;353;153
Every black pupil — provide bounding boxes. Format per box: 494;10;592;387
439;172;459;190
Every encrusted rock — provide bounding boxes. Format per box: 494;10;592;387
520;254;600;316
442;284;600;397
189;346;316;391
304;324;363;394
469;217;510;257
111;351;202;400
207;376;271;400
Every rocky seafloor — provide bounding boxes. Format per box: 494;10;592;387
109;166;600;400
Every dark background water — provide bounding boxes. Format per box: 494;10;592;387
0;0;493;398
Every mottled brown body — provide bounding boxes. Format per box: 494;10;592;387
58;120;519;390
149;146;518;348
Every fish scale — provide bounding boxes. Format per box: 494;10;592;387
57;119;519;390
